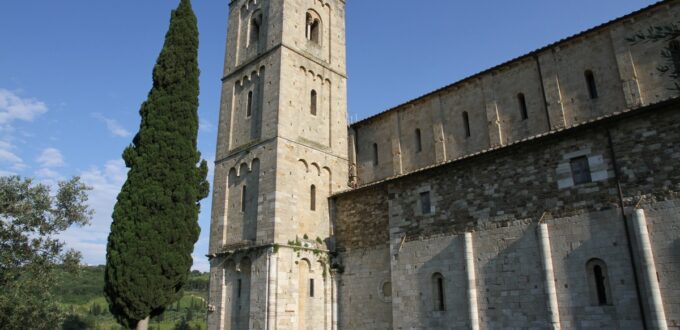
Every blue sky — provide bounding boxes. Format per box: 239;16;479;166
0;0;657;271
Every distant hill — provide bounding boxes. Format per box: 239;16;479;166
54;265;209;330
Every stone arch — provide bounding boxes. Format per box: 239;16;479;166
250;158;260;171
232;257;252;329
298;258;312;330
310;162;321;176
228;167;238;183
238;162;250;177
298;159;309;173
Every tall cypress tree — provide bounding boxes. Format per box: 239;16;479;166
104;0;209;328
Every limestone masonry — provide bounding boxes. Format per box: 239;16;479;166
207;0;680;329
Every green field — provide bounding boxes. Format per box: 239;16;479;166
55;265;209;330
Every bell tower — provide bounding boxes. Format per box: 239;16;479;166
207;0;348;329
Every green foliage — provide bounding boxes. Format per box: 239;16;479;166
61;314;96;330
52;265;208;330
627;23;680;92
104;0;209;327
0;176;93;330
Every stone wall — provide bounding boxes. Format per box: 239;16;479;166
350;1;680;186
333;101;680;328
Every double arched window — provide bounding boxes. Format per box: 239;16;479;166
305;11;321;44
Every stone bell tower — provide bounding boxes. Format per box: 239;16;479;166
206;0;348;328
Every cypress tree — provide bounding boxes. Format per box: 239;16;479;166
104;0;209;328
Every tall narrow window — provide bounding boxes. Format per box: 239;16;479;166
420;191;431;215
309;279;315;297
433;273;445;311
587;259;611;306
462;111;471;138
415;129;422;153
241;185;247;212
310;185;316;211
372;143;379;166
518;93;528;120
246;91;253;117
249;12;262;47
306;12;321;44
310;90;317;116
570;156;591;185
594;266;607;305
669;40;680;75
585;70;598;99
237;279;242;298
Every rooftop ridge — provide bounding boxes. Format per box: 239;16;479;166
350;0;670;127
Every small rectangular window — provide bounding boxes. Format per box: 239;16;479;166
570;156;592;185
246;91;253;117
372;143;379;166
420;191;431;214
309;279;314;297
241;185;247;212
237;279;242;298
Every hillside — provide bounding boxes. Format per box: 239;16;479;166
54;265;209;330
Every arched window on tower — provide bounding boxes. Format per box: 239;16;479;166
586;259;612;306
249;11;262;47
310;184;316;211
432;273;446;311
670;40;680;75
246;91;253;117
462;111;471;138
372;143;379;166
306;11;321;44
518;93;528;120
310;90;317;116
585;70;599;99
415;129;422;153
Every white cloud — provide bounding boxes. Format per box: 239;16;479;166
92;113;131;137
199;118;214;133
0;89;48;125
36;147;65;167
0;149;22;164
59;159;213;272
59;159;128;266
35;167;62;179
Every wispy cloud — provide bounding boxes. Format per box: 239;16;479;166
36;147;65;168
0;139;25;171
199;118;214;133
92;113;130;137
35;167;62;179
59;159;128;266
0;89;48;125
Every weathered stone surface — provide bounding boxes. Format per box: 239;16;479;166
209;1;680;329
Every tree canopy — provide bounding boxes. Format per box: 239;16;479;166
0;176;93;330
104;0;209;328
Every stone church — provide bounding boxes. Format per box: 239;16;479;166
206;0;680;328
